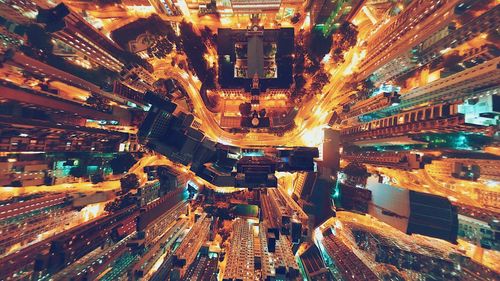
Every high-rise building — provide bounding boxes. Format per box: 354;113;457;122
37;3;127;72
230;0;281;14
0;1;499;280
223;219;300;280
0;0;53;24
172;214;211;278
357;0;457;80
310;0;362;36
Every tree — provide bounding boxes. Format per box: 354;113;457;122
306;28;333;62
294;55;305;73
239;103;252;116
25;24;53;54
258;109;266;118
110;153;136;175
178;21;209;81
343;162;368;178
203;67;217;90
329;22;358;65
310;81;323;94
207;92;220;109
305;59;321;75
331;48;345;64
120;173;139;193
336;22;358;50
91;173;105;184
315;71;330;85
10;180;23;187
147;37;174;59
294;74;306;91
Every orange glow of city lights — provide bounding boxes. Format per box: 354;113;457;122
343;49;366;76
300;126;325;147
81;203;105;222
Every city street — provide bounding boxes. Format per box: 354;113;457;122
0;180;120;200
0;1;498;280
153;44;360;148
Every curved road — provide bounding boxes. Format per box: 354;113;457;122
152;48;357;147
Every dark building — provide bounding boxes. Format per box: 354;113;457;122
235;156;277;188
299;244;334;280
407;191;459;243
290;221;302;244
1;1;499;281
217;26;293;90
276;147;319;172
310;0;362;36
322;128;341;172
37;3;127;72
336;183;372;213
138;92;209;165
